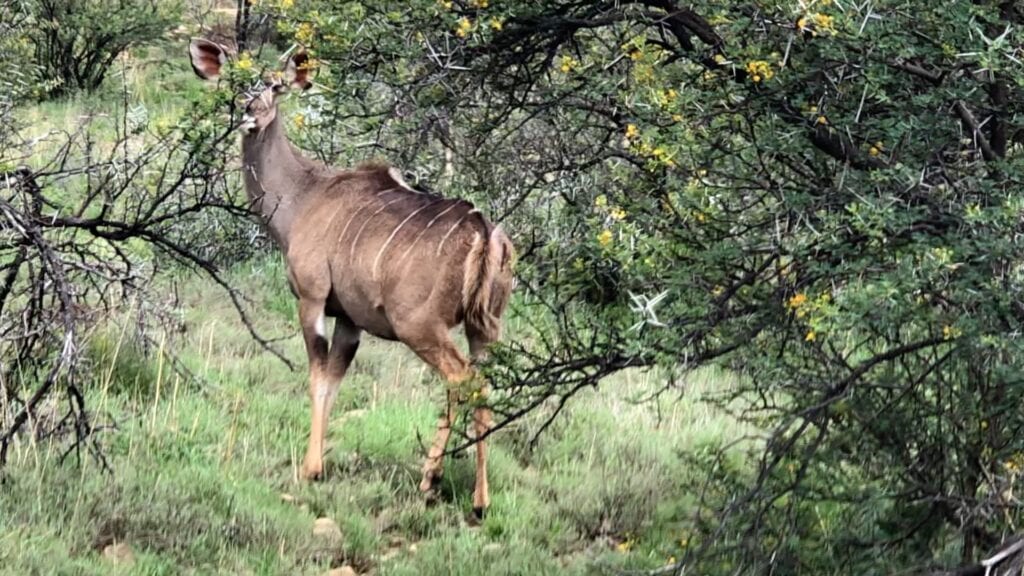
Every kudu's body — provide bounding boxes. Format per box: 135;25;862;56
189;39;514;514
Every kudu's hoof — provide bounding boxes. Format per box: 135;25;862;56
301;461;323;481
472;506;487;521
424;490;441;508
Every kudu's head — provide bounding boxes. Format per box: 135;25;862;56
188;39;313;134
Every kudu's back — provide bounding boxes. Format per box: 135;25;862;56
286;164;514;343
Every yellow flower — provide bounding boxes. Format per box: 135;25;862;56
597;229;613;247
292;114;305;128
609;207;626;221
943;324;961;340
625;124;639;139
745;60;774;83
713;53;726;64
455;17;472;38
787;293;807;309
295;22;314;44
813;13;835;33
671;114;683;122
616;539;634;552
805;330;816;342
868;146;880;157
799;12;836;35
594;194;608;208
817;115;828;125
667;556;677;565
489;17;503;30
236;52;254;71
1005;453;1024;474
559;55;579;73
438;0;452;8
279;0;293;9
470;0;488;7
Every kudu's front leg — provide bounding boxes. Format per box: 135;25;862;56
299;299;360;480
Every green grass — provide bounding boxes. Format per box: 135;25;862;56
0;254;746;575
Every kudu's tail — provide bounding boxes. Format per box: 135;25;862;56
463;225;515;343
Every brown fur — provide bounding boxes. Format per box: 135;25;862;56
189;39;514;514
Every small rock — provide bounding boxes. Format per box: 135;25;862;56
312;517;342;540
408;543;418;554
280;493;296;503
326;567;358;576
102;542;135;566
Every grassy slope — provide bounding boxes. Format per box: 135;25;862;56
1;41;746;576
1;257;743;575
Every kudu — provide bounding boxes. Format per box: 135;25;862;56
188;39;514;515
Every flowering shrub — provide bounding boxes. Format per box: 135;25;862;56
260;0;1024;571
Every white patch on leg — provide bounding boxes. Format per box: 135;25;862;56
315;382;329;401
315;312;327;338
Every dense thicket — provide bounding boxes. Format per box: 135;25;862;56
8;0;179;97
249;0;1024;571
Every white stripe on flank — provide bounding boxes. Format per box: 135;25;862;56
372;200;439;280
395;201;462;266
436;209;479;257
350;197;406;260
322;202;347;238
337;189;401;247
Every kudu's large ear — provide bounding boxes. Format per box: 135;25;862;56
283;52;314;91
189;38;228;80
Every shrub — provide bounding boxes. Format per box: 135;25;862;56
25;0;180;97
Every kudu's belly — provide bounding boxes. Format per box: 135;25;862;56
324;287;400;341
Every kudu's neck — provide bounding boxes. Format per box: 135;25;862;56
241;114;324;249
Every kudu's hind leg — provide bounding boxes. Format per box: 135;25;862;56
299;299;360;480
401;329;472;496
467;327;495;517
419;388;458;495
